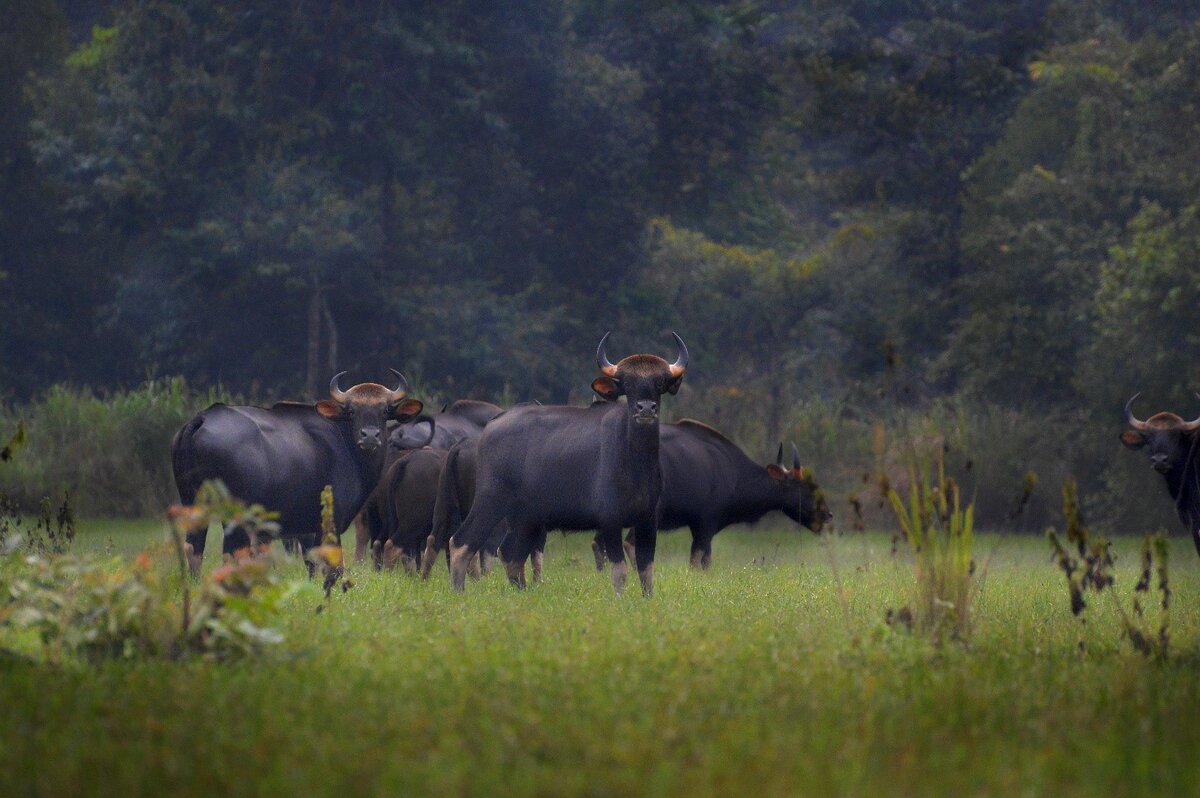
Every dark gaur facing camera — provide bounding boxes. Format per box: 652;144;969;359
171;371;423;573
445;332;688;596
1120;393;1200;556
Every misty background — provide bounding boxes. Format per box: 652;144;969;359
3;0;1199;532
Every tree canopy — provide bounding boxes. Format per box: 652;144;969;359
4;0;1200;424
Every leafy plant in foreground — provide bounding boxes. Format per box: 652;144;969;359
1047;479;1170;658
0;479;310;662
884;432;976;642
308;485;350;611
0;420;75;555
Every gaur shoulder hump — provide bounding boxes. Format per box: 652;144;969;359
446;399;502;415
675;418;734;444
270;400;315;411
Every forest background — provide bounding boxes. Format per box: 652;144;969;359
3;0;1199;533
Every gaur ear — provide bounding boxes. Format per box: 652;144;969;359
1119;430;1147;449
391;398;425;422
766;464;787;482
664;374;683;395
316;400;344;419
592;377;622;401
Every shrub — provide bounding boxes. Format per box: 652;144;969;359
0;378;232;516
0;480;311;663
1047;479;1171;658
884;431;977;642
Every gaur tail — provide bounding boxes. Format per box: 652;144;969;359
171;414;206;504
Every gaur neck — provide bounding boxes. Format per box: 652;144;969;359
341;431;388;525
727;463;789;526
624;412;662;479
1165;435;1200;532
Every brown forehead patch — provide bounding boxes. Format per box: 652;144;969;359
1145;411;1187;430
615;354;670;379
343;382;392;405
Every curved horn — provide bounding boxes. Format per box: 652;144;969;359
1182;394;1200;431
386;368;409;402
668;332;689;379
415;415;437;448
596;331;618;377
776;443;784;466
329;371;350;404
1124;393;1151;431
792;443;801;471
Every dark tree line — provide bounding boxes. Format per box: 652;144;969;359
4;0;1200;426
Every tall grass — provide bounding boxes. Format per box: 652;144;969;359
885;435;976;641
0;378;231;517
670;386;1173;535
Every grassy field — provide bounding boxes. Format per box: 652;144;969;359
2;521;1199;796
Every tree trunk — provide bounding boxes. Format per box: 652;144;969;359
321;292;338;375
306;277;322;400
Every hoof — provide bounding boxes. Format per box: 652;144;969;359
610;560;628;595
448;539;473;592
504;558;527;589
639;561;655;597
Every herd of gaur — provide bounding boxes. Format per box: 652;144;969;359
171;332;1200;596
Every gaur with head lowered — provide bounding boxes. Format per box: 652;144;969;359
581;431;831;572
171;371;424;572
445;332;688;595
426;426;831;584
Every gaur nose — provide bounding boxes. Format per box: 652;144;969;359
636;400;658;415
1152;453;1170;471
359;427;382;450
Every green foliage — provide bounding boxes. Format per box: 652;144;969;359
7;1;1200;544
0;422;24;463
884;432;976;641
0;478;311;664
1083;202;1200;408
0;378;232;516
64;25;118;70
308;484;347;603
167;478;281;550
0;543;306;663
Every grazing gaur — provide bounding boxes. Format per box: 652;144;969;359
512;429;829;578
364;447;449;571
353;399;501;562
433;423;831;581
1120;393;1200;555
171;371;424;573
446;332;688;595
586;430;830;570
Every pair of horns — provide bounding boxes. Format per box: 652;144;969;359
329;369;409;404
776;443;802;471
1125;393;1200;431
596;332;689;379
